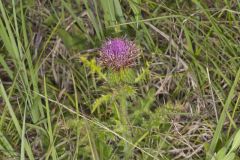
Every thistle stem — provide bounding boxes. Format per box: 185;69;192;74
119;96;131;159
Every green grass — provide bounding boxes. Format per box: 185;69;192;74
0;0;240;159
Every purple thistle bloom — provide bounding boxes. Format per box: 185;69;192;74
99;38;139;70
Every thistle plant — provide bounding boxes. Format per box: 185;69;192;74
99;38;140;158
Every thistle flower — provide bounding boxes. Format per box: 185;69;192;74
99;38;139;70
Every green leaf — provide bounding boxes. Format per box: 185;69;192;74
107;68;136;85
44;15;58;26
135;65;150;83
208;66;240;156
92;94;112;113
80;57;106;80
0;55;13;79
0;130;16;157
223;153;235;160
229;129;240;152
57;28;88;50
216;147;227;160
0;81;35;160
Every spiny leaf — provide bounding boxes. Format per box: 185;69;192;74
107;68;136;85
80;57;106;80
92;94;112;113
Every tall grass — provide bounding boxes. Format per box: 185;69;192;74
0;0;240;159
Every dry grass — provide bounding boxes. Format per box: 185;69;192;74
0;0;240;159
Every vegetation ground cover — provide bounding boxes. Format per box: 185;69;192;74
0;0;240;159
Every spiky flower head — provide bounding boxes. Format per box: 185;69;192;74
99;38;139;70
